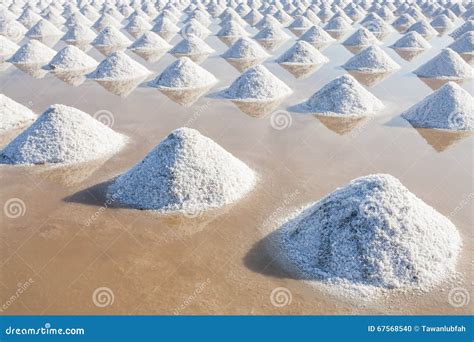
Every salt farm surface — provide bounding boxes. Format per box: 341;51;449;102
0;8;473;315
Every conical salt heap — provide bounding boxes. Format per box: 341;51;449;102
288;15;313;30
222;65;293;101
276;40;329;65
107;127;257;212
401;82;473;131
448;32;474;56
92;26;131;48
430;14;454;29
169;35;215;56
221;37;270;59
17;8;42;29
25;19;63;39
343;27;380;47
1;104;127;165
299;74;384;116
8;39;56;65
343;46;401;73
129;31;171;52
180;18;212;39
217;19;249;38
92;13;122;31
274;174;461;293
0;94;36;133
148;57;217;90
323;16;352;31
414;48;473;80
450;20;473;39
392;14;416;31
405;20;438;37
87;51;151;81
299;25;335;45
254;22;290;41
390;31;432;50
125;15;152;37
0;18;27;42
62;24;96;44
44;45;98;71
151;16;180;34
0;36;19;60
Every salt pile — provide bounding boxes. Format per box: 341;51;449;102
254;22;290;41
0;94;36;133
1;104;127;165
392;14;416;31
17;8;42;29
180;18;212;39
25;19;63;39
323;16;352;32
0;36;19;60
44;45;98;71
148;57;217;90
299;74;384;117
221;37;269;60
342;28;380;47
276;41;329;66
92;26;132;48
0;19;27;42
124;15;152;37
217;20;249;38
450;20;473;39
274;174;461;295
390;31;432;50
405;20;438;37
343;46;401;73
299;25;335;45
62;24;96;44
87;51;151;81
8;40;56;65
288;15;314;31
128;31;171;52
92;13;122;31
413;48;473;80
151;16;180;35
401;82;473;131
169;35;215;57
221;65;293;101
430;14;454;29
107;127;256;212
448;32;474;56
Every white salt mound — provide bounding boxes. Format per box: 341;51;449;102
390;31;432;50
26;19;63;38
276;40;329;65
343;28;380;47
405;20;438;37
401;82;473;131
0;36;19;59
8;39;56;64
45;45;98;71
92;26;131;47
129;31;171;51
450;20;473;39
448;32;474;55
88;51;151;81
1;104;127;165
275;174;461;294
299;25;335;45
301;74;384;117
108;127;256;212
221;37;269;59
148;57;217;90
216;20;248;37
323;16;352;31
0;94;36;133
414;48;473;80
62;24;96;43
169;35;215;56
254;23;290;41
343;46;401;72
222;65;293;101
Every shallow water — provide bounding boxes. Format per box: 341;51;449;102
0;20;472;315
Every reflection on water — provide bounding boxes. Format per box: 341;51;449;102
327;30;348;40
414;128;473;152
158;86;213;107
279;63;323;79
51;68;95;86
416;77;464;91
288;28;306;37
343;45;367;54
348;70;393;87
224;57;265;72
256;39;286;52
231;99;285;117
131;49;167;63
393;48;426;62
13;63;49;78
218;36;240;46
317;115;368;135
95;76;148;97
172;53;210;64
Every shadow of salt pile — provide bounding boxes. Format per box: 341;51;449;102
347;70;393;87
95;76;148;97
64;179;232;237
413;128;473;152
